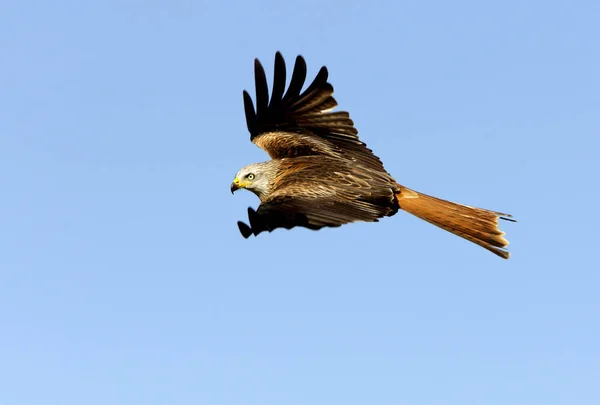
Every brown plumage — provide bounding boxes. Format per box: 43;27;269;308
231;52;515;259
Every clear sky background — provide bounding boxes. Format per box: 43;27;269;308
1;1;598;404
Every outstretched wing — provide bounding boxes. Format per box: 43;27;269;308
237;157;399;237
237;199;375;238
243;52;387;172
238;195;395;238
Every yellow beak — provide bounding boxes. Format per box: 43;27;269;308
231;177;242;194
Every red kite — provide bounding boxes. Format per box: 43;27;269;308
231;53;514;258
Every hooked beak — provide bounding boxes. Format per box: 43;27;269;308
230;177;241;194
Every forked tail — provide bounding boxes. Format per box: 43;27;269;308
395;185;515;259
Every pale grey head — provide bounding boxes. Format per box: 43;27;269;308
230;161;278;200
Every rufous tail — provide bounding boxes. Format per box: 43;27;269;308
395;185;515;259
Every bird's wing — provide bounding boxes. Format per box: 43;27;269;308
237;158;399;237
243;52;387;172
237;197;381;238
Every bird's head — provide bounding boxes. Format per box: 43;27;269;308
231;162;275;200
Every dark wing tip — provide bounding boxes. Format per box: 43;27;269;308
242;90;257;136
254;57;269;116
237;221;253;238
295;54;306;68
270;51;287;106
283;54;308;101
253;57;264;75
247;207;259;229
315;65;329;84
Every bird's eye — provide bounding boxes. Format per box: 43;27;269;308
246;173;255;180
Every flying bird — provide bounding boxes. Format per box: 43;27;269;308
231;52;515;258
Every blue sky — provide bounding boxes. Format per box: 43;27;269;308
1;1;598;404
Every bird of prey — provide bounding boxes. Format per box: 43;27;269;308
231;52;515;258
